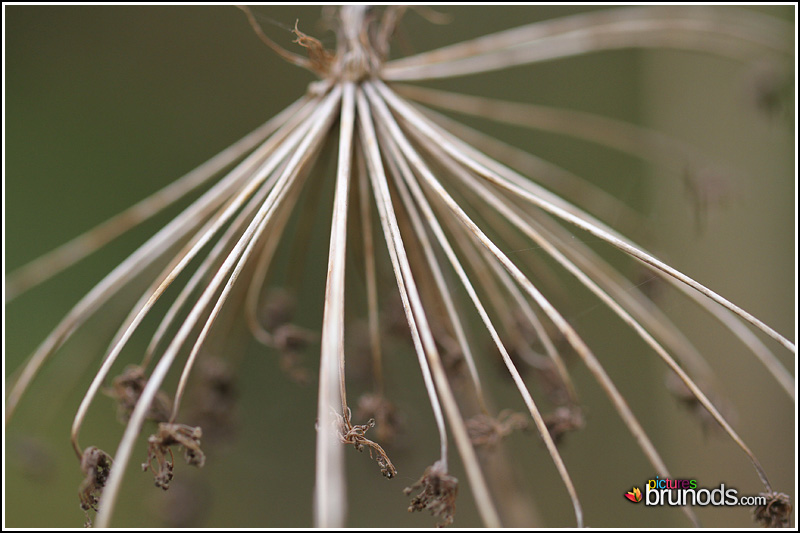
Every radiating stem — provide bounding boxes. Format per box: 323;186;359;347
314;81;355;528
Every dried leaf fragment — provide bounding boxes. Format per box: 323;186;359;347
404;460;458;527
142;423;205;490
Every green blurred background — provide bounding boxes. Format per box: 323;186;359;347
5;6;794;528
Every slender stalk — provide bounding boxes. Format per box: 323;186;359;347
314;82;355;527
384;7;790;80
356;146;385;394
369;83;583;525
5;99;305;303
357;87;502;528
94;87;343;527
379;124;490;415
69;99;323;455
379;81;795;354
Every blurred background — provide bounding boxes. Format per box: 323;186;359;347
5;6;794;528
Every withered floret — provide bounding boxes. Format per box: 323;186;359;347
467;410;528;448
753;491;792;528
356;393;403;445
404;460;458;527
543;405;584;445
142;423;205;490
665;371;736;435
189;357;238;443
106;365;171;423
79;446;112;512
336;409;397;479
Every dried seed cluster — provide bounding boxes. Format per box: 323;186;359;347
753;491;793;528
467;410;528;449
142;423;205;490
78;446;113;527
106;365;171;423
404;460;458;527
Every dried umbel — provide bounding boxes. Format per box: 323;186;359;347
5;5;795;528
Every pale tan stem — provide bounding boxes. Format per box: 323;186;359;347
378;81;795;354
357;87;502;528
418;105;645;233
69;98;323;455
379;124;490;415
5;98;306;303
374;82;700;526
395;84;714;176
384;7;790;80
314;82;356;527
94;87;343;528
370;84;584;525
356;146;385;394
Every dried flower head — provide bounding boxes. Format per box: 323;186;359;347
543;405;585;445
404;459;459;527
142;423;205;490
753;491;793;528
356;393;403;446
78;446;112;526
106;365;172;424
467;409;529;449
186;357;238;444
5;5;795;529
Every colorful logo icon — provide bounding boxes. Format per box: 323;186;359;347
625;487;642;503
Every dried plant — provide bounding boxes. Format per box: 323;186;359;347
5;5;795;528
753;491;794;528
141;423;205;491
404;459;459;527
